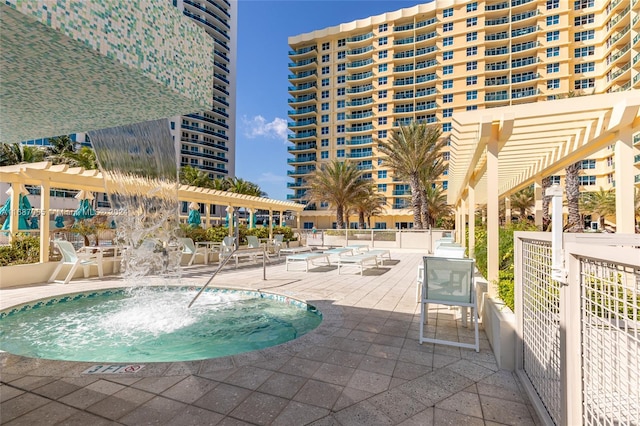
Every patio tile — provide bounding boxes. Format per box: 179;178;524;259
295;345;334;362
4;401;77;426
7;376;56;391
397;407;434;426
338;338;371;354
396;377;452;407
272;400;330;426
332;386;375;411
333;400;395;426
119;395;187;425
216;417;255;426
278;356;322;378
257;372;307;399
347;369;391;393
131;375;185;394
194;383;252;415
163;405;224;426
85;386;154;420
0;392;50;423
392;360;430;380
397;348;433;366
357;354;397;376
433;407;484;425
477;381;526;404
53;410;116;426
312;362;355;386
325;349;365;368
368;386;427;423
446;359;495;382
367;343;402;359
293;379;343;409
85;378;126;395
373;334;406;347
220;366;274;390
435;390;483;418
479;394;537;425
161;376;219;404
424;368;475;394
58;387;111;410
229;391;288;425
0;384;25;403
307;414;342;425
32;379;80;400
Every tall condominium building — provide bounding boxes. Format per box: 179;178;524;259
288;0;640;229
173;0;237;180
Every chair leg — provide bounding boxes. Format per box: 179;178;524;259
64;262;81;284
48;262;64;283
96;262;103;278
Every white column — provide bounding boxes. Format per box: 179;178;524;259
468;183;475;258
487;138;499;294
247;208;254;229
8;184;20;241
40;182;50;263
205;203;211;228
614;126;635;233
504;197;511;225
534;180;543;229
268;209;273;239
279;211;284;227
460;198;467;250
226;205;234;237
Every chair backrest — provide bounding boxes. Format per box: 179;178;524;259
221;236;236;253
246;235;260;248
434;237;455;251
54;240;79;263
274;234;284;244
423;256;475;304
178;237;196;254
434;245;466;258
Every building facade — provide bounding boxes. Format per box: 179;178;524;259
173;0;238;180
288;0;640;229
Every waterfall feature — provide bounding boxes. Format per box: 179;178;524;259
89;119;181;282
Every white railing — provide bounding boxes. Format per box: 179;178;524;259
300;228;453;251
515;232;640;426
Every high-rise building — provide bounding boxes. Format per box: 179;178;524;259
288;0;639;229
173;0;237;180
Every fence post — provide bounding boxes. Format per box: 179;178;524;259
561;244;583;425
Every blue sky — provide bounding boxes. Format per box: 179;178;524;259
235;0;424;200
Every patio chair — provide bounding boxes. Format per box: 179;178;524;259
178;237;207;266
419;256;479;352
246;235;262;249
272;234;285;257
220;236;236;260
49;240;104;284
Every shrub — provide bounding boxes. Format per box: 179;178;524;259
0;234;40;266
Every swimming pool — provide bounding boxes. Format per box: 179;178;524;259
0;287;322;363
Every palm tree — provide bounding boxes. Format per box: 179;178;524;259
226;177;267;197
541;176;552;231
349;185;386;229
581;188;615;230
211;177;230;191
305;160;369;229
418;157;448;228
510;185;535;220
0;143;45;166
64;146;98;169
377;122;446;229
565;162;582;232
421;184;453;228
179;165;212;188
45;135;76;164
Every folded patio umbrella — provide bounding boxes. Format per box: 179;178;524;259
188;202;201;228
73;190;96;221
0;185;32;230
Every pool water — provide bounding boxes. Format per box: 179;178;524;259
0;288;322;362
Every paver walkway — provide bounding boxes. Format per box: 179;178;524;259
0;250;540;425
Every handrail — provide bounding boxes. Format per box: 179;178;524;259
188;246;239;308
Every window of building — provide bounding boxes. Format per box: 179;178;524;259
547;78;560;89
379;23;388;32
443;94;453;103
321;139;329;147
443;36;453;46
337;100;345;108
546;15;559;26
467;46;477;56
322;66;330;74
466;17;477;27
443;79;453;89
466;90;477;100
378;90;387;99
378;76;387;85
467;2;477;12
322;54;330;62
574;30;594;41
574;0;594;9
443;51;453;60
378;129;387;138
379;64;387;72
321;90;329;98
337;75;345;84
377;184;387;192
443;108;453;117
378;50;388;59
575;14;594;25
322;78;330;87
443;22;453;32
466;105;478;111
467;32;477;42
547;63;559;73
337;63;346;72
321;114;329;123
338;38;346;47
334;87;344;96
378;170;387;179
546;31;559;42
321;127;329;135
378;117;387;125
337;112;345;120
579;175;596;186
379;36;387;46
443;65;453;75
322;42;330;50
336;124;345;133
546;0;559;9
320;151;328;159
337;51;345;59
443;7;453;17
579;159;596;169
443;122;452;132
467;75;477;85
303;222;314;230
466;61;477;71
547;47;560;57
442;181;448;190
322;102;329;110
336;137;344;145
337;149;345;158
575;78;594;89
575;46;594;57
378;103;387;112
443;152;450;161
574;62;594;73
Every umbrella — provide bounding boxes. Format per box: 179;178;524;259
187;202;201;228
29;216;39;229
1;185;32;230
73;190;96;222
54;215;66;228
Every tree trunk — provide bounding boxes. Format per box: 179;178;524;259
419;188;429;229
409;174;423;229
358;211;366;229
565;162;582;232
542;176;552;231
336;205;344;229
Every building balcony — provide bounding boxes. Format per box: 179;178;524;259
416;17;438;29
347;150;373;158
288;94;317;105
347;45;374;57
393;118;413;127
511;88;539;100
288;106;317;116
415;31;438;46
345;98;374;108
511;25;539;39
288;130;317;141
511;72;540;85
288;119;317;129
356;163;373;170
347;32;374;45
486;61;509;72
511;9;538;24
287;167;316;176
486;16;509;27
347;71;374;82
486;76;509;86
394;63;415;74
606;24;630;50
394;77;414;87
347;58;374;70
288;155;317;164
347;136;373;145
393;22;414;33
393;106;414;114
289;70;317;82
606;4;631;33
416;88;437;98
394;36;414;46
634;154;640;165
510;0;536;10
393;50;415;61
288;82;317;94
288;58;317;70
345;111;373;121
486;46;509;57
287;181;306;188
485;91;509;102
415;102;437;112
287;142;316;152
415;73;437;86
415;45;437;58
288;45;317;58
512;40;539;55
416;59;438;71
394;92;414;100
392;190;411;196
346;84;373;95
346;124;373;133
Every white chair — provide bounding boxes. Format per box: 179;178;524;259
419;256;479;352
220;236;236;260
272;234;285;257
179;237;207;266
246;235;262;249
49;240;104;284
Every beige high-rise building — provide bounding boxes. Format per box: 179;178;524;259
287;0;640;229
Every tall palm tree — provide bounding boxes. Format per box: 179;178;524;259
64;146;98;169
418;157;448;228
211;177;230;191
581;187;615;230
305;160;368;229
510;185;535;220
179;165;212;188
541;176;552;231
226;177;267;197
0;143;45;166
565;162;582;232
349;185;386;229
421;184;453;228
45;135;76;164
377;122;446;229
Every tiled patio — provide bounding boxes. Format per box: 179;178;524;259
0;250;540;425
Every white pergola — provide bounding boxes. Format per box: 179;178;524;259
448;91;640;291
0;162;304;263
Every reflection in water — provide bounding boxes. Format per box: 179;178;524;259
89;119;181;283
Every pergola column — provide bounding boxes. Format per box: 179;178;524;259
247;208;254;229
279;211;284;227
487;137;500;295
468;183;476;258
534;179;543;229
8;183;20;240
40;182;50;263
460;198;467;250
205;203;211;228
454;203;460;241
614;125;635;233
226;205;234;237
504;197;511;225
268;209;273;239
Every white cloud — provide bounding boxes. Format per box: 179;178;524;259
242;115;289;144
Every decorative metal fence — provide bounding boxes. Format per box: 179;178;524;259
515;233;640;426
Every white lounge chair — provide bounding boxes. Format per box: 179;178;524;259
179;237;208;266
286;252;331;272
246;235;262;249
337;253;380;275
49;240;104;284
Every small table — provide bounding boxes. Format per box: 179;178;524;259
81;245;122;272
196;241;221;264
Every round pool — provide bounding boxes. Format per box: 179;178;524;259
0;287;322;363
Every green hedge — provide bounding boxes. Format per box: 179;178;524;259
180;225;295;244
0;235;40;266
